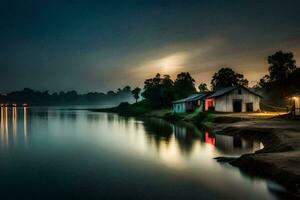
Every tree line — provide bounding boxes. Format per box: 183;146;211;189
131;68;249;108
1;51;298;108
254;51;300;106
132;50;299;108
0;86;134;106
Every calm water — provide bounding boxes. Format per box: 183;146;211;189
0;107;286;199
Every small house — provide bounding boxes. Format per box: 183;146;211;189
172;93;210;113
205;86;262;112
291;93;300;115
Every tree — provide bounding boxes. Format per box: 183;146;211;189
211;67;248;90
142;73;162;106
254;75;270;89
161;75;175;106
123;86;131;92
174;72;196;99
253;51;299;106
141;73;175;107
198;83;208;92
268;51;296;82
131;87;141;103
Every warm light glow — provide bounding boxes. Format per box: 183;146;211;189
136;52;189;77
24;107;27;143
12;107;17;139
0;107;9;147
159;53;187;73
158;135;184;169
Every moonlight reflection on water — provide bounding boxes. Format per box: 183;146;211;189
0;107;285;199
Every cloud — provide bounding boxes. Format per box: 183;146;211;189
128;36;226;80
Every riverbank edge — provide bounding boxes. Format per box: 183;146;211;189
219;126;300;196
89;106;300;196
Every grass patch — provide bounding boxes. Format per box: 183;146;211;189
103;100;163;117
191;112;214;125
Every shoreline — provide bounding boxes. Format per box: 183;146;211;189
89;106;300;196
214;119;300;197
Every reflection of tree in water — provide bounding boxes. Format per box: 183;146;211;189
173;124;197;155
106;113;130;125
142;118;173;150
106;113;116;122
57;112;77;121
142;118;207;156
105;114;132;131
86;113;100;122
28;110;49;120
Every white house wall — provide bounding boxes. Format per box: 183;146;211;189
215;88;260;112
295;96;300;115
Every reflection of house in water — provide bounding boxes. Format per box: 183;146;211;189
171;124;202;155
172;123;203;140
205;132;215;146
215;134;262;154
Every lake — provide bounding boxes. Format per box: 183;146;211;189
0;107;286;199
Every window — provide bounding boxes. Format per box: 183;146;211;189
238;89;242;94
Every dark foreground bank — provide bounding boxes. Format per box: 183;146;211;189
216;119;300;197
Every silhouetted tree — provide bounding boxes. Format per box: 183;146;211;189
254;75;270;89
198;83;209;92
161;75;175;106
211;67;248;90
255;51;299;107
142;73;162;106
123;86;131;92
142;73;176;107
131;87;141;103
174;72;196;99
268;51;296;82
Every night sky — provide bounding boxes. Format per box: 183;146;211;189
1;0;300;93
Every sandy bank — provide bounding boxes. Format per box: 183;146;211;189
217;119;300;196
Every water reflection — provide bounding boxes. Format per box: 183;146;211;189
0;108;286;199
0;108;262;166
0;107;28;148
215;134;263;155
140;118;262;158
24;107;27;145
12;107;17;140
0;107;8;147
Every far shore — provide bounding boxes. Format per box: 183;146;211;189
88;104;300;197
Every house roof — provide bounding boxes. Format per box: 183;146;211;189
206;86;262;99
173;92;210;104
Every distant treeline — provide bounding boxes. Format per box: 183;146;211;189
0;86;134;106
